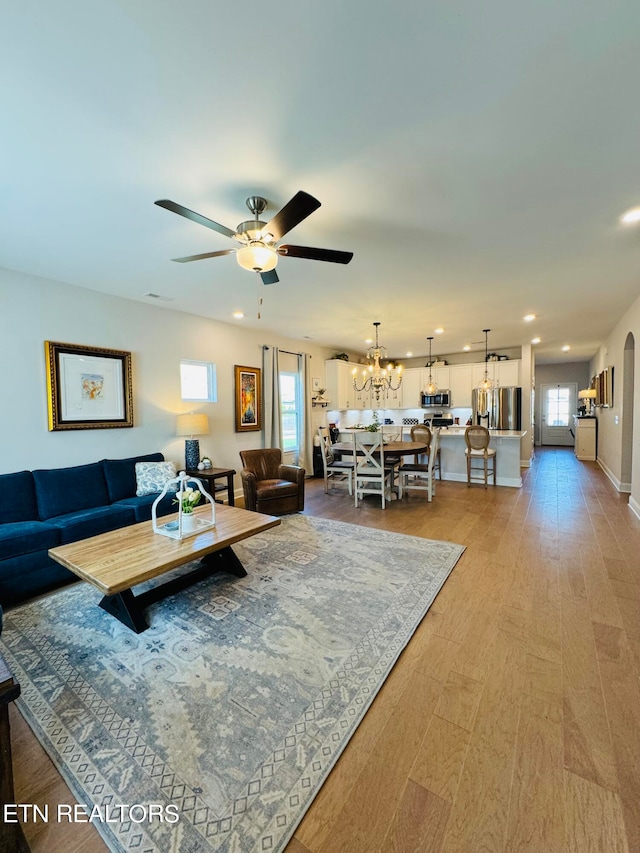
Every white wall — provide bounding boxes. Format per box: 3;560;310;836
589;291;640;517
0;267;335;492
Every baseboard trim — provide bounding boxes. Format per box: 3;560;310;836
597;458;626;492
629;496;640;521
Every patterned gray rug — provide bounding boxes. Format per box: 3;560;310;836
1;515;464;853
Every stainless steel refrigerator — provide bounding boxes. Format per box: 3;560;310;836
472;386;522;430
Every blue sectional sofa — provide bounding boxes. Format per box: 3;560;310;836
0;452;177;607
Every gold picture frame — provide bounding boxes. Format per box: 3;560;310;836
234;365;262;432
45;341;134;431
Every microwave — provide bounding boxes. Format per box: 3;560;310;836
421;390;451;408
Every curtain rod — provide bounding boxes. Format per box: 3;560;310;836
262;346;310;357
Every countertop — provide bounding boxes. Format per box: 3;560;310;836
436;428;527;438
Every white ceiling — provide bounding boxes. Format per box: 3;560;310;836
2;0;639;364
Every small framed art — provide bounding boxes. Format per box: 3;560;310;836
234;365;262;432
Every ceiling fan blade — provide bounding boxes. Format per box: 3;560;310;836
262;191;321;241
260;269;279;285
278;244;354;264
155;199;236;239
172;249;235;263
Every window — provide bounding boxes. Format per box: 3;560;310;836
180;360;217;403
545;386;570;427
280;372;300;452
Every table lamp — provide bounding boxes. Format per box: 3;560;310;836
578;389;596;415
176;413;209;470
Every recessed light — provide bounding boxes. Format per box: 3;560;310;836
365;338;373;344
406;351;413;357
232;311;245;319
620;207;640;225
463;345;471;351
524;314;536;322
434;328;444;334
562;345;570;352
531;337;541;345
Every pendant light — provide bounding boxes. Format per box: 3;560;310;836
477;329;495;391
424;336;438;394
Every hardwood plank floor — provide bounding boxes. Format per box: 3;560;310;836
7;448;640;851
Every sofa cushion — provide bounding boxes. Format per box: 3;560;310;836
0;550;77;607
48;504;136;544
0;520;61;559
102;453;165;503
135;461;177;496
113;492;176;523
33;462;111;520
0;471;39;523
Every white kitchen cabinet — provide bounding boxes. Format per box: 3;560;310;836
472;362;494;388
398;368;422;409
496;360;520;387
433;366;451;389
470;360;520;391
325;359;356;410
380;381;403;409
449;364;473;407
574;416;596;461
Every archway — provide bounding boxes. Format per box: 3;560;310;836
621;332;635;491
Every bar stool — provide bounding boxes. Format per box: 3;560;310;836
464;425;496;487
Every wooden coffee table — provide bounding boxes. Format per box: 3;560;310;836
49;504;280;633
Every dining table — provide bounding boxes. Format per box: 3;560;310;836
331;435;431;503
331;439;429;458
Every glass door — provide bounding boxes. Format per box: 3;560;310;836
540;383;577;446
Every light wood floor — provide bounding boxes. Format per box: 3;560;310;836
8;447;640;852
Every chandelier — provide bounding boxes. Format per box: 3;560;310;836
352;322;403;401
477;328;495;391
424;336;438;394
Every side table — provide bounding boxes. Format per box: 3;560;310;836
0;653;30;852
185;467;236;506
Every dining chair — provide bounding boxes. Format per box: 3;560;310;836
382;425;402;469
464;425;496;487
397;428;441;502
410;424;441;479
354;429;396;509
317;426;354;495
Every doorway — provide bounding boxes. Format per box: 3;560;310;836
540;383;577;446
621;333;635;491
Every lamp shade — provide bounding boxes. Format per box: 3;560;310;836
578;389;597;400
176;413;209;437
236;243;278;273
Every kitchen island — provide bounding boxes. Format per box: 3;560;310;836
336;427;527;488
438;428;526;487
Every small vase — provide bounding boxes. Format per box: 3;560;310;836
181;513;197;533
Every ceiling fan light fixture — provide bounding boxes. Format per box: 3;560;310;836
236;242;278;273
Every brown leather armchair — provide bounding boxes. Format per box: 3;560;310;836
239;448;305;515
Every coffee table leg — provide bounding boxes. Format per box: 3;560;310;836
200;546;247;578
99;589;148;634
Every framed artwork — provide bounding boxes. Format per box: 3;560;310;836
45;341;134;431
234;365;262;432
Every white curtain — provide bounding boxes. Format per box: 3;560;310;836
262;345;283;449
298;352;314;474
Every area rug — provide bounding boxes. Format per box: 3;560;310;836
1;515;464;853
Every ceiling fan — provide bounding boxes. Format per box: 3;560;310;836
154;191;353;285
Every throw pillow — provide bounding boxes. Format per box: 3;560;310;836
135;461;177;496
